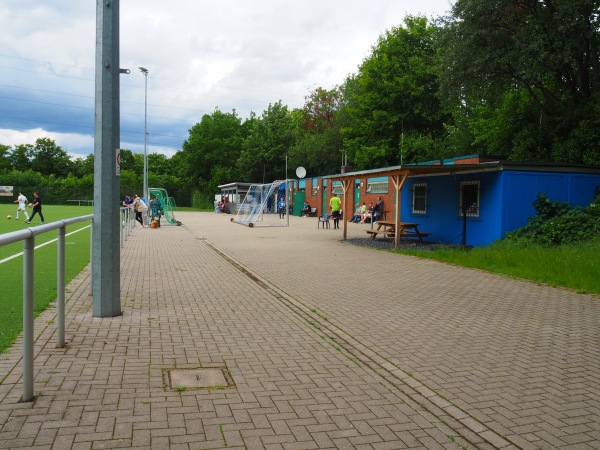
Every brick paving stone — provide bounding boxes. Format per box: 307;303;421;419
1;213;599;448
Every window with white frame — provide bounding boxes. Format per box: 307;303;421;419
459;181;480;217
412;183;427;214
332;184;344;195
366;180;388;194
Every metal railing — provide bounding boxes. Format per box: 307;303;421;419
0;207;135;402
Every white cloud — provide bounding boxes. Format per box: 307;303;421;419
0;0;454;157
0;128;94;159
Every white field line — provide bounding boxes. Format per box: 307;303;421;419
0;224;91;265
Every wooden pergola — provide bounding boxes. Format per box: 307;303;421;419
327;164;492;247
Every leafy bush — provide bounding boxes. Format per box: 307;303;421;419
505;193;600;245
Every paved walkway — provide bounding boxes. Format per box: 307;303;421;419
1;212;599;449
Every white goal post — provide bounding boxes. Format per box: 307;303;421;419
230;180;289;227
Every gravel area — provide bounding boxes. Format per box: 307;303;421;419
346;237;450;251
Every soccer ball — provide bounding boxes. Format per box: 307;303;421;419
7;215;11;220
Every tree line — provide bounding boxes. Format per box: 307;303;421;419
1;1;599;207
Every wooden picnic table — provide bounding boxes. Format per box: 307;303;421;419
365;220;430;242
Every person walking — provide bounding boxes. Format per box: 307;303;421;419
26;192;44;225
330;193;342;229
14;191;30;221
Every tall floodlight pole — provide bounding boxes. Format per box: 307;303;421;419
139;67;148;201
93;0;123;317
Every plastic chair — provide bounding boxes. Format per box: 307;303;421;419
318;214;331;229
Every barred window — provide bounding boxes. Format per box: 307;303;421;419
366;181;388;194
312;187;318;196
332;184;344;195
460;181;480;217
412;183;427;214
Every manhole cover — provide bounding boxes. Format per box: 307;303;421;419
166;367;234;390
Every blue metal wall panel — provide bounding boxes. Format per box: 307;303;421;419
568;174;600;206
499;171;600;238
403;172;503;247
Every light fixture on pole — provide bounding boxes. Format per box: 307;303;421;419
139;67;149;201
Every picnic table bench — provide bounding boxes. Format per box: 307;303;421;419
366;220;431;242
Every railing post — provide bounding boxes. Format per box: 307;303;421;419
57;225;66;348
120;208;125;247
90;219;94;297
22;235;35;402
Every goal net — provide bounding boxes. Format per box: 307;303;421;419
231;180;288;227
148;187;182;226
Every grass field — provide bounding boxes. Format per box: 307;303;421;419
0;204;93;353
393;236;600;295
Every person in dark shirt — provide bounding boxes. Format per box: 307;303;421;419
373;197;384;221
150;196;163;227
26;192;44;225
122;193;134;207
301;201;311;217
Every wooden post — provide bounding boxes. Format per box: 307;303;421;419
392;173;408;248
342;178;352;239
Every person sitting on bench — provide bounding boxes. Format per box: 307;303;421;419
301;201;311;217
360;203;374;223
350;203;362;223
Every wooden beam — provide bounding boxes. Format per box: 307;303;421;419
392;173;408;248
342;179;352;239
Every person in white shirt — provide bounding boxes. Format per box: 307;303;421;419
14;191;30;221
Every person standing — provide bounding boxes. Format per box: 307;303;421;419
131;195;147;227
150;196;162;227
278;196;286;219
374;196;384;221
26;192;44;225
330;193;342;229
122;193;134;207
14;191;30;221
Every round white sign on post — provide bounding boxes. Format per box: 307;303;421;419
296;166;306;179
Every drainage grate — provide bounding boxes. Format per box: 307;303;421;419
166;367;234;390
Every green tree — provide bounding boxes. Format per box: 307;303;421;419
341;15;446;169
439;0;600;164
8;144;33;171
179;108;245;204
30;138;72;177
148;153;173;177
289;87;345;176
119;149;136;171
0;144;10;173
238;101;296;183
71;154;94;178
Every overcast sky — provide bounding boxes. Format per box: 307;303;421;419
0;0;453;159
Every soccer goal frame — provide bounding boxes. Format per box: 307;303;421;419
230;180;289;227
